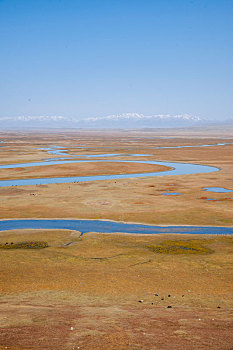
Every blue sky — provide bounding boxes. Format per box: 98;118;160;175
0;0;232;120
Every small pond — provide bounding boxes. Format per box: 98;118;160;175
203;187;233;193
162;193;182;196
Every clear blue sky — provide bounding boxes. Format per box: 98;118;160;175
0;0;232;120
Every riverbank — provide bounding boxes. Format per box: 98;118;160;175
0;131;232;225
1;218;233;234
0;130;233;349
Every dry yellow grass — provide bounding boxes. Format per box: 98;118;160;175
0;131;233;226
0;130;233;349
0;229;233;349
1;229;232;307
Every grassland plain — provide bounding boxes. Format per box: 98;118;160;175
0;129;233;349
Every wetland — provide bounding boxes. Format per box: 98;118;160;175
0;129;233;350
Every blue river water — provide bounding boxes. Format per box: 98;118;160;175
203;187;233;193
0;219;232;235
0;144;219;188
0;159;218;187
154;142;233;149
0;142;232;234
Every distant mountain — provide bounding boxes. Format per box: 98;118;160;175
81;113;203;128
0;113;219;129
0;115;73;129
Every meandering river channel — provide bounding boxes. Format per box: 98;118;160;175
0;144;219;187
0;219;233;235
0;142;232;234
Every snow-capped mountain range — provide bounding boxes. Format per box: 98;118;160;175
85;113;201;122
0;113;206;129
0;113;228;129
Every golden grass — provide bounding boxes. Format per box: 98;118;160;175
0;132;233;226
0;241;48;249
0;132;233;349
147;238;213;254
0;230;232;308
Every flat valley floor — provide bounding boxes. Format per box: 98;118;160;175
0;128;232;349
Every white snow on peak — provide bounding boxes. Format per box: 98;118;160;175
0;113;204;128
85;113;201;122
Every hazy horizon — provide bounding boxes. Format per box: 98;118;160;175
1;0;233;123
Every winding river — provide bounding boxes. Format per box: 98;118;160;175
0;142;232;235
0;144;219;187
0;219;233;235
